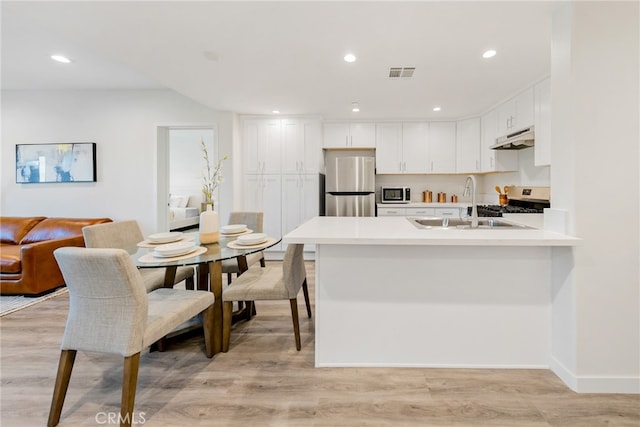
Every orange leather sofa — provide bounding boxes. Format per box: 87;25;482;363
0;216;112;296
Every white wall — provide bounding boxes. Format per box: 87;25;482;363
550;2;639;393
1;89;234;235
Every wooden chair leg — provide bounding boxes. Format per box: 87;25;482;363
47;349;77;427
260;257;266;267
226;273;232;285
222;301;233;352
245;301;254;320
120;353;141;427
185;275;194;290
290;298;301;351
202;305;215;358
302;279;312;318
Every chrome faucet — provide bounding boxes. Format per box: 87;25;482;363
463;175;479;228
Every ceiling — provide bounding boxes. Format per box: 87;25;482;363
1;1;559;120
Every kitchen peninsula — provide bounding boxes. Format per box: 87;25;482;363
283;216;579;369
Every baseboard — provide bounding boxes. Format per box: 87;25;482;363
550;356;640;394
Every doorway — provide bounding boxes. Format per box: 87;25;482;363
156;126;216;232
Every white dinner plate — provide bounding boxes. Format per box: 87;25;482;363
221;224;248;234
235;232;268;246
153;246;199;258
153;240;196;257
147;231;183;244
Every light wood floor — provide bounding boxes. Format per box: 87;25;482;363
1;261;638;426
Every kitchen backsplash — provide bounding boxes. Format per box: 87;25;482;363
375;148;550;205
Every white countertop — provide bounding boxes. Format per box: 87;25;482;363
283;216;580;247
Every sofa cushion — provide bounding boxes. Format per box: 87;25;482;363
20;218;112;244
0;245;22;273
0;217;46;244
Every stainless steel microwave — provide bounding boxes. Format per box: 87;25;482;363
381;186;411;203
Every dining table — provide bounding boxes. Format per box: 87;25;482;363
132;231;281;355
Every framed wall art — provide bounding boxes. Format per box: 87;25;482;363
15;142;97;183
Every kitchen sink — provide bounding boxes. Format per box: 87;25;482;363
408;217;530;229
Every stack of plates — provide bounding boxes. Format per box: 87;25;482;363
221;224;248;235
235;232;268;246
147;232;183;244
153;240;197;258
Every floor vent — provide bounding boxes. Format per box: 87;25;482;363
389;67;415;78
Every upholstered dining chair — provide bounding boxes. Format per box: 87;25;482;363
82;220;195;292
222;243;311;352
221;211;266;284
48;247;215;427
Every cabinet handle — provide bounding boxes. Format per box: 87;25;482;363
350;135;353;146
403;161;407;172
490;157;494;168
346;136;349;146
431;161;434;172
476;160;479;171
441;212;454;216
300;161;303;172
399;161;402;172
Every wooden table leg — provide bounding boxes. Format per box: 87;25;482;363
208;261;223;354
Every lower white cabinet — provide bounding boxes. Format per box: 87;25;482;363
377;207;407;216
244;174;282;251
282;174;318;251
378;206;463;218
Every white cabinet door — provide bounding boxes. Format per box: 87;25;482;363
402;122;429;174
323;123;349;148
434;208;462;218
456;118;481;173
428;122;456;173
244;174;282;251
405;207;435;216
243;119;281;174
282;174;317;251
350;123;376;148
375;123;403;174
301;119;321;173
497;87;535;136
281;119;302;174
534;77;551;166
481;109;518;173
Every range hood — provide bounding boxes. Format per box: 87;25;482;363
490;126;535;150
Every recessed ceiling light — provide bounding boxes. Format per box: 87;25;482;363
272;110;280;114
51;55;71;63
482;49;497;59
344;53;356;63
433;106;441;112
351;102;360;112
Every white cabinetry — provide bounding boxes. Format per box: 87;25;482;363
428;122;456;173
282;174;318;251
456;118;481;173
480;110;518;172
243;117;322;252
378;206;463;218
243;119;282;174
534;77;551;166
244;174;282;251
406;207;435;216
377;207;407;216
375;122;428;174
323;123;376;148
281;119;321;174
497;87;535;136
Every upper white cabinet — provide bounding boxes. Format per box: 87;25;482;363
243;119;282;174
480;110;518;173
534;77;551;166
455;118;481;173
281;119;321;174
428;122;456;173
497;87;535;136
323;122;376;148
375;122;428;174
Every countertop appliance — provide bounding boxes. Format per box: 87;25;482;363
381;186;411;203
325;156;375;216
471;186;550;217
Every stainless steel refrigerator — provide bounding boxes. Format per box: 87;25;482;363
325;156;375;216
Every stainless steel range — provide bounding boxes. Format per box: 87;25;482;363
472;186;550;217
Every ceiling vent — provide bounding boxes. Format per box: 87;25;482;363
389;67;415;78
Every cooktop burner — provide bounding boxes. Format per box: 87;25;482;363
472;205;544;217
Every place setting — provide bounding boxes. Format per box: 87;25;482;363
138;238;206;263
226;232;277;249
137;231;195;248
220;224;253;237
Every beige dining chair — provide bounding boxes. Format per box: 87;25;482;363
222;243;311;351
82;220;195;292
48;247;214;427
221;211;266;284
